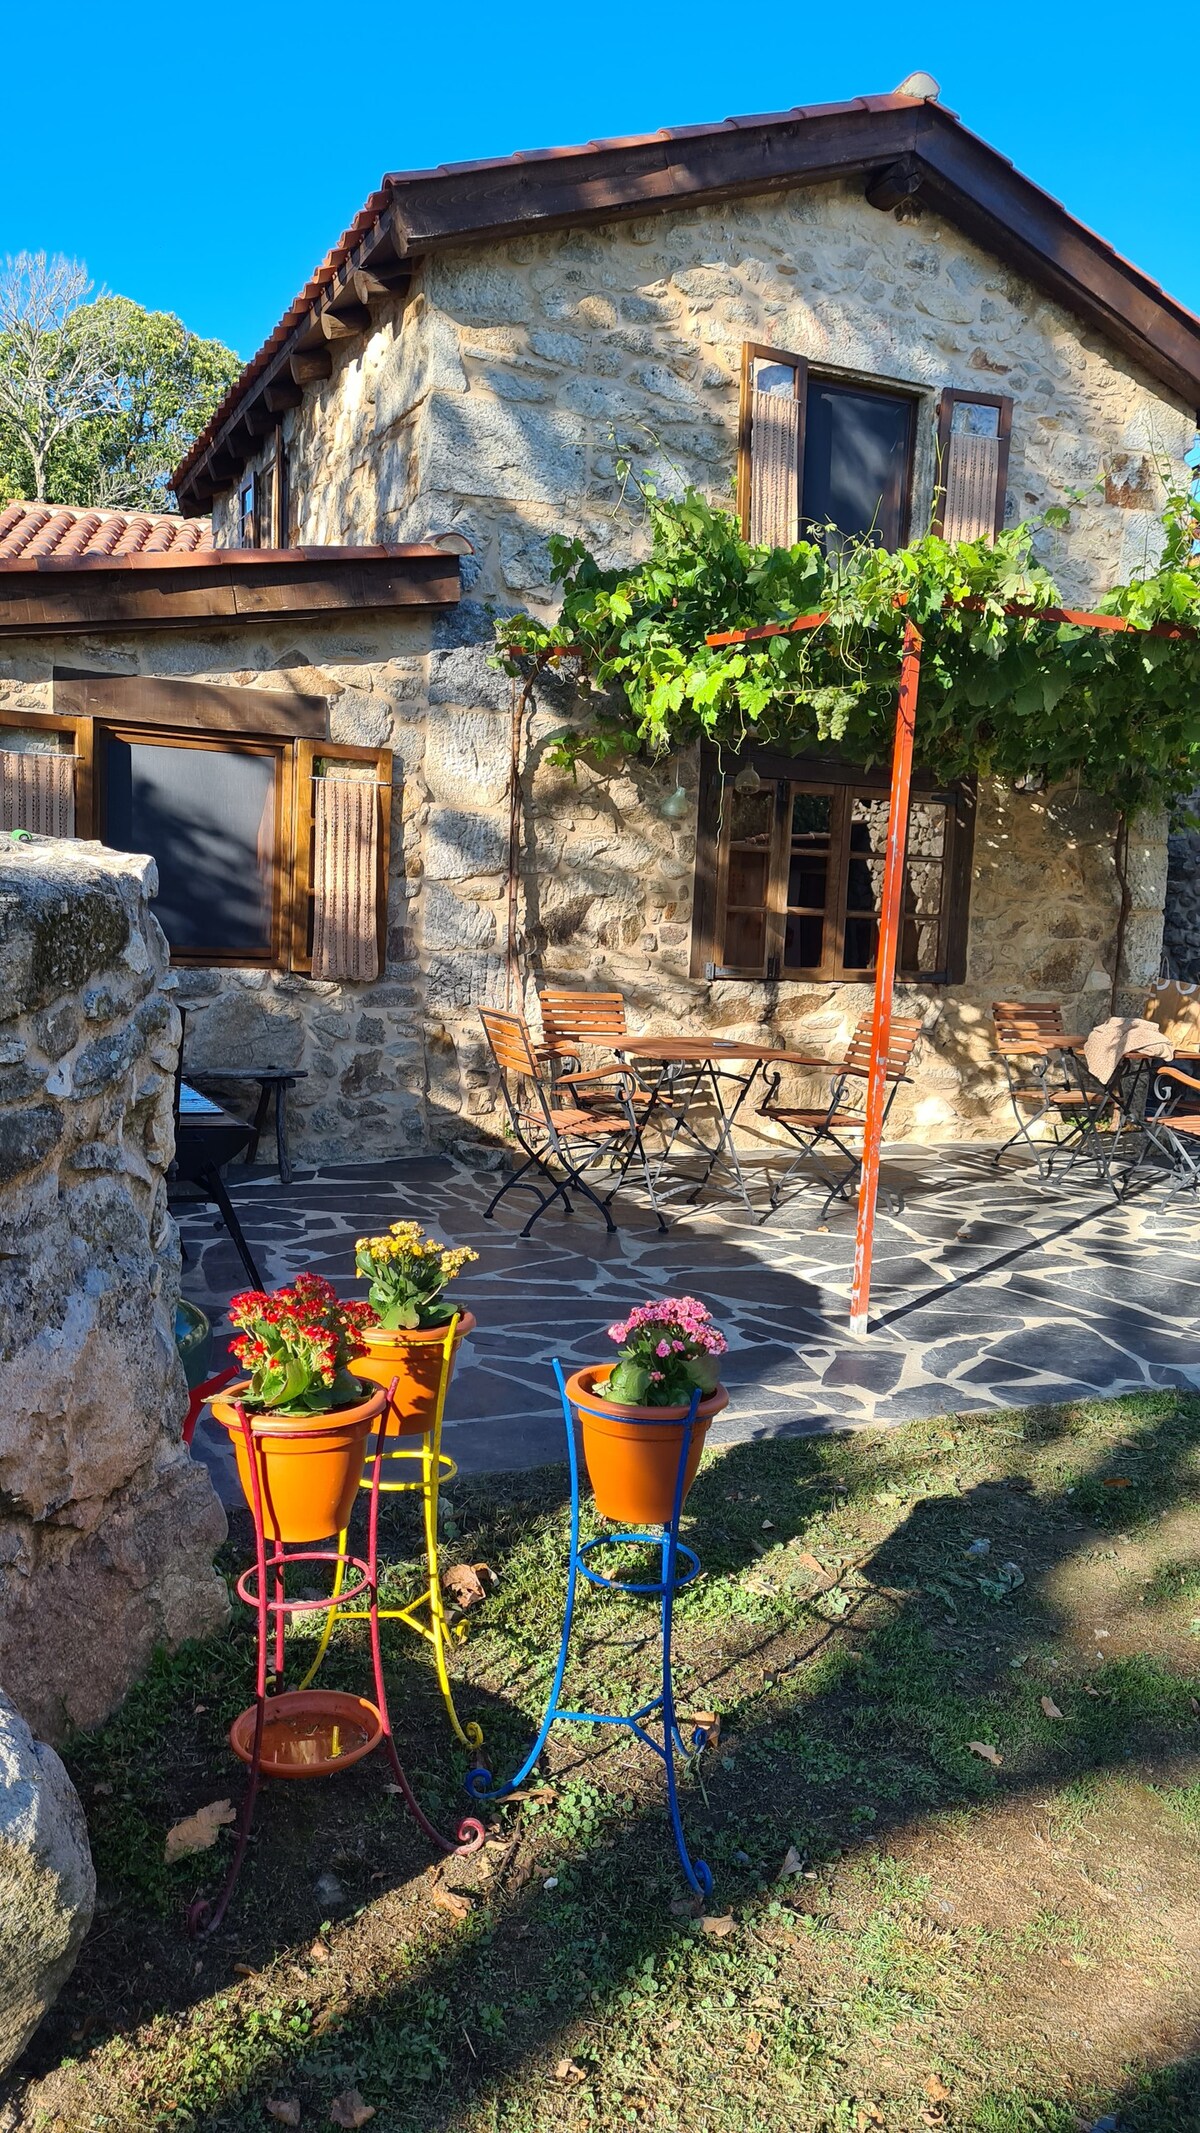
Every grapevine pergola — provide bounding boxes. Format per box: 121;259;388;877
706;599;1196;1332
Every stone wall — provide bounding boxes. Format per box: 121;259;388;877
0;837;227;1743
0;618;1168;1158
1163;797;1200;980
219;179;1194;609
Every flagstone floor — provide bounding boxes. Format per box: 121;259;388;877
177;1140;1200;1506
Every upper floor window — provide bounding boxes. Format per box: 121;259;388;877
739;343;1011;554
238;472;257;548
237;429;289;548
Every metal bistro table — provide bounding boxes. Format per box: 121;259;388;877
613;1037;823;1215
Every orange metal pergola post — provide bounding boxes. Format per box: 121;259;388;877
848;621;922;1335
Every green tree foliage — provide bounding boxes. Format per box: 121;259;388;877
0;256;241;513
498;475;1200;813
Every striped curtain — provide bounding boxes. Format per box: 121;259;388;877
749;387;801;547
941;429;1002;543
0;749;75;837
312;775;380;982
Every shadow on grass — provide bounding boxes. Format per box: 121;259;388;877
18;1388;1200;2132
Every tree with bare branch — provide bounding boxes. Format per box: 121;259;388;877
0;253;120;499
0;253;241;510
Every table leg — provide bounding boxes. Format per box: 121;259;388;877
274;1078;293;1186
199;1164;265;1289
683;1063;761;1211
245;1080;272;1167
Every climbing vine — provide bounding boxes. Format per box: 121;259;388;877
495;476;1200;814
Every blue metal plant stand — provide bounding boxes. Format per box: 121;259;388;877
466;1361;713;1896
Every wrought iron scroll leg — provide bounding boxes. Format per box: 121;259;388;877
660;1388;712;1898
465;1357;582;1803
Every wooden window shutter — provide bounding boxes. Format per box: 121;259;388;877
738;344;807;546
933;389;1012;543
291;740;391;980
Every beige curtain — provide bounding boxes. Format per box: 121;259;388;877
312;775;380;982
941;429;1002;543
0;749;75;836
749;388;801;547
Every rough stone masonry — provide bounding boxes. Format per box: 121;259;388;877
0;836;227;1744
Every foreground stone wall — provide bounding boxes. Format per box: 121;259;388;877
0;838;227;1743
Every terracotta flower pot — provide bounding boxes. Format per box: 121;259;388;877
210;1381;379;1543
565;1363;729;1525
349;1311;476;1436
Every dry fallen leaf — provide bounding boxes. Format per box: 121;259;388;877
232;1961;256;1978
778;1845;805;1879
1040;1696;1064;1721
680;1709;720;1747
699;1913;736;1936
309;1937;330;1964
743;2027;763;2056
795;1550;825;1575
431;1883;472;1921
329;2092;375;2129
967;1740;1003;1767
554;2060;586;2085
164;1798;235;1864
441;1562;495;1610
266;2101;301;2128
1103;1477;1133;1489
925;2074;952;2105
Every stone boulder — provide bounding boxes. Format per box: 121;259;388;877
0;1690;95;2077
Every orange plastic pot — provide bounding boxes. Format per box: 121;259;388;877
210;1381;378;1543
229;1690;382;1778
349;1311;476;1436
565;1364;729;1525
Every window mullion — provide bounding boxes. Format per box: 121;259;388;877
763;781;789;979
823;786;852;979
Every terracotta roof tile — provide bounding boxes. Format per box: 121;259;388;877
0;501;211;562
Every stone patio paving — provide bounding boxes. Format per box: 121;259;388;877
177;1142;1200;1507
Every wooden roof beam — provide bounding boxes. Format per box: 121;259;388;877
319;302;372;339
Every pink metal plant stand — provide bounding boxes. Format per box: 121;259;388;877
188;1384;484;1936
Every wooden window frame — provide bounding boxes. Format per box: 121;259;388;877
738;344;920;549
0;705;392;977
691;741;974;987
932;388;1013;540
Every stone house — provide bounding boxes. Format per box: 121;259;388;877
3;78;1200;1160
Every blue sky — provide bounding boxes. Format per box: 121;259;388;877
4;0;1196;364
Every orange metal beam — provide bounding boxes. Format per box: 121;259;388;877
849;619;923;1335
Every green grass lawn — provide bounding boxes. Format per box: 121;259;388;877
9;1390;1200;2133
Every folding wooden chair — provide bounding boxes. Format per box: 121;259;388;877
1133;1061;1200;1199
757;1010;923;1216
479;1009;668;1237
990;1001;1098;1179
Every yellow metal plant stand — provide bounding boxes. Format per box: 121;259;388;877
297;1314;482;1749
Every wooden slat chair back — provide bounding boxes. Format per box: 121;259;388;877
837;1011;924;1086
537;988;628;1056
478;1008;667;1240
757;1010;922;1218
992;1001;1068;1054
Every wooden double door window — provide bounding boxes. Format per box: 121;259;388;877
696;751;973;985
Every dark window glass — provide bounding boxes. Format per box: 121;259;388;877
101;735;277;958
802;381;914;549
238;477;256;548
